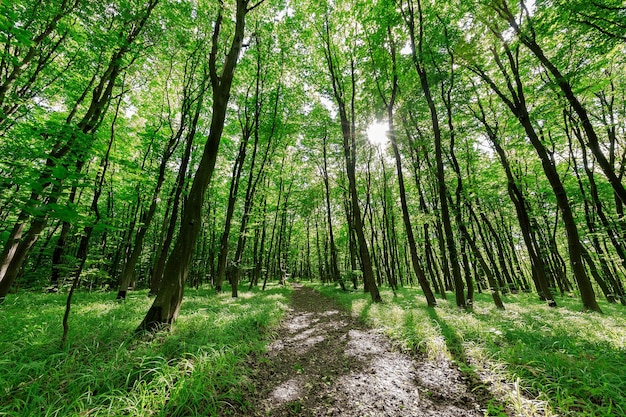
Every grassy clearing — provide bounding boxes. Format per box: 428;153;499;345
312;283;626;417
0;284;291;417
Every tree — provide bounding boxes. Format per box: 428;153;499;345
137;0;265;332
491;0;626;208
465;14;602;312
400;0;466;308
0;0;160;301
365;3;436;305
320;5;381;303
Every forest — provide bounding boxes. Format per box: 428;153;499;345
1;0;625;416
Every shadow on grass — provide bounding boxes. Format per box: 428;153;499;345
0;285;292;417
470;311;626;416
426;308;504;413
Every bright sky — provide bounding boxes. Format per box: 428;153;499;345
367;121;389;147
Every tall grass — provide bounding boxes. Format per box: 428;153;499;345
312;283;626;417
0;285;291;416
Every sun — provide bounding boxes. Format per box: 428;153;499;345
366;121;388;147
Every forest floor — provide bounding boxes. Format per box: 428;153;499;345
229;284;496;417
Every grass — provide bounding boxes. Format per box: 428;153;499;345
0;284;291;417
311;282;626;417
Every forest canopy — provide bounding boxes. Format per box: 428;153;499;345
1;0;626;327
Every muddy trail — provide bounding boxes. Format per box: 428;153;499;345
227;285;500;416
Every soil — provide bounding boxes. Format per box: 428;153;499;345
227;284;503;417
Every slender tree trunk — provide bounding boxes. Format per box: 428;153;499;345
471;39;601;312
61;92;120;346
373;25;435;304
232;62;279;292
148;94;201;295
322;17;380;302
402;0;464;306
51;159;85;289
343;189;359;289
254;193;268;289
405;123;447;299
322;134;345;290
463;202;505;309
472;100;555;304
216;127;250;293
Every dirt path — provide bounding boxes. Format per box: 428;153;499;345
229;285;492;416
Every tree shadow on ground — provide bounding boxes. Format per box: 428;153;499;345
469;310;626;416
426;308;506;414
229;285;493;416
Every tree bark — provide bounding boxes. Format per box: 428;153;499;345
471;38;601;312
322;134;346;290
401;0;465;307
322;16;381;303
137;0;256;332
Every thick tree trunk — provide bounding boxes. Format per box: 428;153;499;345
137;0;253;332
117;69;204;299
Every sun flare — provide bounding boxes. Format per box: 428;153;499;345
366;121;388;146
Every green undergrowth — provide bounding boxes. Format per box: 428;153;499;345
0;284;291;417
311;282;626;417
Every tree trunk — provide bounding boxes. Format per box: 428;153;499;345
232;59;279;292
137;0;254;332
322;17;381;302
472;40;601;312
215;127;250;293
472;80;557;305
402;0;464;307
118;62;206;299
322;134;345;290
373;24;435;304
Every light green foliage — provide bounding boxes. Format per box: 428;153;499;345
313;283;626;417
0;284;291;416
